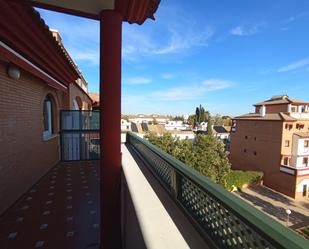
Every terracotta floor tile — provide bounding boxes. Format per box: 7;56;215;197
0;161;100;249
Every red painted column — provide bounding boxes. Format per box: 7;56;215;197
99;10;122;249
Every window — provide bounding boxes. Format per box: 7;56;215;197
253;151;257;156
296;123;304;129
283;157;289;165
244;149;247;153
285;140;290;147
302;106;306;113
245;135;248;139
291;106;297;112
43;95;53;139
285;123;293;130
305;140;309;148
303;158;308;166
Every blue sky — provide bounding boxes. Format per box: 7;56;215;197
37;0;309;116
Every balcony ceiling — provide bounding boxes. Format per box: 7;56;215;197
31;0;115;17
30;0;161;24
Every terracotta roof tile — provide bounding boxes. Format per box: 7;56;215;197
234;112;296;121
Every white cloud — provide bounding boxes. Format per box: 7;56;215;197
122;4;214;60
125;77;152;85
230;26;245;36
150;27;213;55
230;22;267;36
161;73;174;79
69;49;99;65
277;58;309;72
152;79;233;101
284;12;307;24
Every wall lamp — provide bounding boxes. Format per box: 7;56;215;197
7;64;21;80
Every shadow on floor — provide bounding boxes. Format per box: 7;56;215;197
237;191;309;226
250;186;295;206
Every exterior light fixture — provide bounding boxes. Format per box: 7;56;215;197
7;65;21;80
285;209;291;227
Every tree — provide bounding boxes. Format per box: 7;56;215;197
222;116;232;126
173;115;184;121
199;105;206;123
121;115;129;121
195;107;200;125
206;116;213;135
192;135;230;186
187;114;196;126
144;132;231;188
213;114;223;126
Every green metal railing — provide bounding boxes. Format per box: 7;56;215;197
126;131;309;249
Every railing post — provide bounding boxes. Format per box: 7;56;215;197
171;170;181;200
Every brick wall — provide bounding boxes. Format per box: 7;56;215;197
68;83;92;110
0;60;67;214
230;119;297;198
265;104;288;114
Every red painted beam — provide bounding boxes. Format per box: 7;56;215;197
99;9;122;249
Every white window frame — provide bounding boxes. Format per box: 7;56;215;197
43;98;53;139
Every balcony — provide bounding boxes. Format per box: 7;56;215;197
280;165;309;177
1;129;308;249
290;112;309;119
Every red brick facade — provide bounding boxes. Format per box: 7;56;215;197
0;59;91;214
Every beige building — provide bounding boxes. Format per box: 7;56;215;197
230;95;309;199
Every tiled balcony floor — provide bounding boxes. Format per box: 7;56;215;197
0;161;100;249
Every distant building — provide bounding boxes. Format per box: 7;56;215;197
230;95;309;199
121;119;131;131
89;92;100;110
169;130;195;140
165;120;189;131
213;126;231;141
128;114;169;124
130;121;195;140
199;122;208;131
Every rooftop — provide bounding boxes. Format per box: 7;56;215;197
254;95;309;106
234;112;297;121
213;125;231;133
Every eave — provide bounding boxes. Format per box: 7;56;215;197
27;0;161;24
0;0;80;90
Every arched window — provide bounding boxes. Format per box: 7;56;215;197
43;95;53;139
74;96;83;110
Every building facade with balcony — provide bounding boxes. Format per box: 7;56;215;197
0;1;92;214
230;95;309;199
